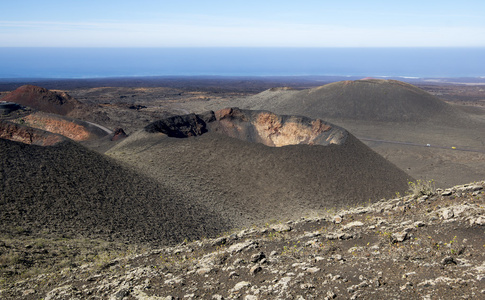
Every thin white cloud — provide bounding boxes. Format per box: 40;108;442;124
0;20;484;47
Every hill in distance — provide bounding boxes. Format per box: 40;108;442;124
1;85;82;116
232;79;463;124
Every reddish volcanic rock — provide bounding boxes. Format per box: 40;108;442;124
10;112;110;142
111;128;128;141
145;107;347;147
0;120;67;146
1;85;82;115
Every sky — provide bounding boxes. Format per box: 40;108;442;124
1;0;485;47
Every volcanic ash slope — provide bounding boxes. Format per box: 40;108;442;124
232;79;463;124
108;108;412;228
0;138;230;246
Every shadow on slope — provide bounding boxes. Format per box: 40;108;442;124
225;80;485;187
108;109;412;227
0;138;230;246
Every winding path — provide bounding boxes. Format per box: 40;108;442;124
358;137;485;153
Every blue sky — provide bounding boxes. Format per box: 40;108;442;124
1;0;485;47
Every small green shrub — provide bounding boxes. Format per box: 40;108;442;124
407;179;435;196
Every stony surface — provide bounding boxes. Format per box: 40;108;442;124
2;182;485;299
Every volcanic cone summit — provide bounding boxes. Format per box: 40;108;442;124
234;79;460;124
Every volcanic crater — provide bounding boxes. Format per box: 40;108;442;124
144;107;347;147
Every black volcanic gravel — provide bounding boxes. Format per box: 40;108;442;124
0;138;230;246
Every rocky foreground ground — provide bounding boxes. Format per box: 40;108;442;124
1;181;485;299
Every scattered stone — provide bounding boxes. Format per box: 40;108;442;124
342;221;364;230
392;231;408;243
227;241;257;254
211;237;227;247
332;254;344;261
442;257;457;265
325;290;337;299
250;252;266;263
3;178;485;300
196;267;212;275
306;267;321;274
164;276;184;285
271;224;292;232
441;208;454;220
441;190;453;196
400;281;413;290
300;283;315;289
339;233;353;240
414;221;425;227
276;277;292;289
471;216;485;226
232;281;251;292
250;265;262;275
334;215;343;224
22;289;36;296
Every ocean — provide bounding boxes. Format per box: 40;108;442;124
0;47;483;79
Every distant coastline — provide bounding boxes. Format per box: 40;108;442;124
0;47;484;79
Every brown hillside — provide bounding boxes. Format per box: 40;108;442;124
1;85;81;115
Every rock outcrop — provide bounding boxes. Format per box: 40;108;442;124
111;128;128;141
144;107;347;147
0;120;67;146
0;102;21;115
1;85;82;116
144;112;213;138
4;112;111;142
3;181;485;299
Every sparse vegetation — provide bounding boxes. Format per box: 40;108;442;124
407;179;436;196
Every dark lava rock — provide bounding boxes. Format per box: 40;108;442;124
0;102;21;115
111;128;128;141
144;113;211;138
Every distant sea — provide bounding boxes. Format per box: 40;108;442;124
0;48;483;79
